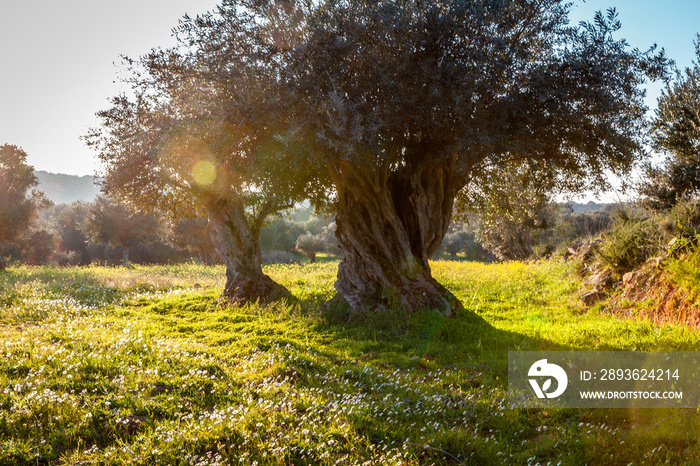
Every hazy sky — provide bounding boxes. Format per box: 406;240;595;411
1;1;699;177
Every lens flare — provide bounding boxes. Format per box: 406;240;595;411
192;160;217;186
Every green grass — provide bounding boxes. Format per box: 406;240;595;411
667;245;700;294
1;260;699;465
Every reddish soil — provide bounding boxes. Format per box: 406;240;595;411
607;266;700;329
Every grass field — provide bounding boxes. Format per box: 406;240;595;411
1;260;699;465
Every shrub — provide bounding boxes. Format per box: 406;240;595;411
667;244;700;292
595;207;666;273
261;250;300;264
667;198;700;237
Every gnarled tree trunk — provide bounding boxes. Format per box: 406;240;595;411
331;158;464;316
206;198;290;305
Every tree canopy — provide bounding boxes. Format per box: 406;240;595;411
640;35;700;211
82;196;160;266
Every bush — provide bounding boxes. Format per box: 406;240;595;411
595;208;667;273
667;245;700;292
262;250;300;264
666;198;700;237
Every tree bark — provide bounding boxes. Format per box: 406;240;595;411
122;247;130;267
206;198;290;305
523;221;534;257
331;158;463;316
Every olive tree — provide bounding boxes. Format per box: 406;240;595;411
86;6;310;303
278;2;666;314
458;161;556;260
81;196;160;267
640;36;700;211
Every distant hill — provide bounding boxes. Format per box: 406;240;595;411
35;171;100;204
564;201;614;213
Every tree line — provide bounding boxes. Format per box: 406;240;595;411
0;143;618;269
0;144;616;263
0;151;345;269
6;0;699;316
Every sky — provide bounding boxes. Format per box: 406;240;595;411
0;0;699;178
0;0;220;176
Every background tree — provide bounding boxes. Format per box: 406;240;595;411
0;144;51;269
170;216;217;264
277;2;666;314
640;36;700;211
24;230;55;266
475;205;554;261
52;202;92;265
294;214;340;262
437;221;490;261
638;160;700;211
259;217;304;253
82;196;159;266
440;231;471;261
295;232;325;263
460;163;556;260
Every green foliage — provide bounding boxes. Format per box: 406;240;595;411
1;261;700;464
666;198;700;236
295;222;339;264
661;200;700;291
652;35;700;161
639;159;700;211
459;160;557;261
51;202;91;265
641;35;700;210
284;1;664;195
260;209;340;263
81;196;161;266
595;208;667;273
534;205;615;257
436;223;489;261
259;218;303;252
0;144;51;252
475;202;554;261
169;216;216;264
294;232;325;263
667;245;700;292
440;230;471;259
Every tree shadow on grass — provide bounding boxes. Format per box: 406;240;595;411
310;299;573;374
